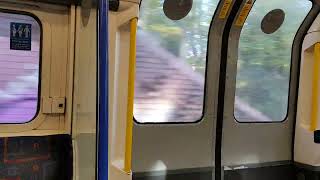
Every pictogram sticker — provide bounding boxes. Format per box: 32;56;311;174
10;22;32;51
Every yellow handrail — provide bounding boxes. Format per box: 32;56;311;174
124;18;138;174
311;43;320;131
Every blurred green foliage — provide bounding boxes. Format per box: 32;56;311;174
139;0;312;120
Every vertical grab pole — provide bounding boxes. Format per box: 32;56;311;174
311;43;320;131
124;18;138;174
98;0;109;179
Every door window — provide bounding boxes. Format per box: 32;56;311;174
134;0;219;123
234;0;312;122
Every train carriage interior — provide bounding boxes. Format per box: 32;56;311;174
0;0;320;180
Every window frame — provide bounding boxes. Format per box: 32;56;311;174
0;8;42;125
232;0;314;123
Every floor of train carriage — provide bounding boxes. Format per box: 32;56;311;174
133;165;320;180
0;135;72;180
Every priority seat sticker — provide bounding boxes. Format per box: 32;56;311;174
10;22;32;51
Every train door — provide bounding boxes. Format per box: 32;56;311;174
219;0;319;179
130;0;235;179
0;1;75;179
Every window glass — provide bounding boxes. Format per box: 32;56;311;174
234;0;312;122
134;0;219;123
0;12;41;123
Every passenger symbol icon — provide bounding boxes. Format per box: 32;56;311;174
18;25;23;37
24;25;31;38
11;24;17;37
